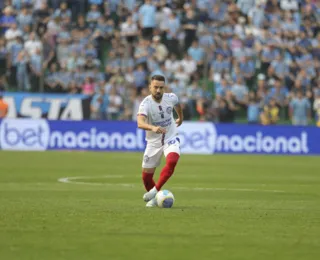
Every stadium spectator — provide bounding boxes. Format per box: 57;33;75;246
139;0;156;40
133;63;147;90
54;1;72;23
247;92;261;124
82;76;95;95
268;79;289;110
0;76;7;91
231;77;249;107
45;62;61;92
90;87;109;120
67;80;81;94
16;49;30;91
260;98;280;125
280;0;299;11
33;2;50;35
5;23;22;45
151;35;168;63
108;86;123;120
289;90;311;126
16;6;32;30
0;37;7;77
188;40;205;75
24;32;42;56
7;36;24;89
164;11;181;55
0;6;16;34
183;9;198;51
0;91;8;118
29;47;43;92
119;85;136;121
237;0;256;15
217;92;238;123
216;78;232;99
313;91;320;127
121;15;138;46
314;91;320;127
86;4;101;28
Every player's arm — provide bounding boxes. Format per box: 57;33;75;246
137;115;166;134
174;103;183;127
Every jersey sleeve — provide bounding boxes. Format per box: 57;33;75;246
137;100;149;117
169;93;179;106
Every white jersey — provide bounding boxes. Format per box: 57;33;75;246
137;93;179;147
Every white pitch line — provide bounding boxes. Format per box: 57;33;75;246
57;176;136;188
174;186;285;193
57;176;285;193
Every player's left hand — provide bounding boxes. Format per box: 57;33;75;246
175;118;183;127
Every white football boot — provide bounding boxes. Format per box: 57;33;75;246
146;197;158;208
143;186;158;202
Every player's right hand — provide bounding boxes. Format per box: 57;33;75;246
151;126;166;134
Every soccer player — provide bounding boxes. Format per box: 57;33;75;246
137;75;183;207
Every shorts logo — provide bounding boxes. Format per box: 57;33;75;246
144;155;149;163
168;139;176;145
166;107;172;114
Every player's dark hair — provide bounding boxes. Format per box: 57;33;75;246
151;75;166;83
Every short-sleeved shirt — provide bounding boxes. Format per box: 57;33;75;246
290;98;311;119
139;4;156;28
137;93;179;147
0;15;16;33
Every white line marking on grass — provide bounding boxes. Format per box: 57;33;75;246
58;176;136;188
58;176;285;193
174;186;285;193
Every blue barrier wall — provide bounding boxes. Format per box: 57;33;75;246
0;119;319;155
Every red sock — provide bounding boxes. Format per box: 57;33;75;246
142;172;155;191
155;152;180;191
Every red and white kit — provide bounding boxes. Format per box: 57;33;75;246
137;93;181;168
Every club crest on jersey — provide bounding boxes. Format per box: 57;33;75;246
166;107;172;114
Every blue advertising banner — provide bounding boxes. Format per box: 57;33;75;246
3;93;92;120
178;122;319;155
0;119;319;155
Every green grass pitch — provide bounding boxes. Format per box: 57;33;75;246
0;151;319;260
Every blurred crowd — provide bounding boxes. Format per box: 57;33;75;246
0;0;320;126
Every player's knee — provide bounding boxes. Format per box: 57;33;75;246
166;152;180;168
143;168;155;174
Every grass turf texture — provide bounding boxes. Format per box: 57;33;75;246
0;151;319;260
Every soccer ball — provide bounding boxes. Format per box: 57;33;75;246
156;190;175;208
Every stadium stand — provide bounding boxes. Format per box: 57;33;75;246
0;0;319;125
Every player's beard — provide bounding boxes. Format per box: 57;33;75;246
153;93;162;101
